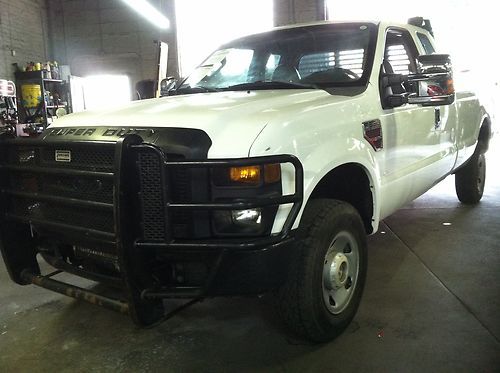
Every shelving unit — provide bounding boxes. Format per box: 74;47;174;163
0;79;18;136
15;70;72;132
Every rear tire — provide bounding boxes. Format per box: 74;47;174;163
455;150;486;204
277;199;367;342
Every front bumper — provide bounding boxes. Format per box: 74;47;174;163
0;130;303;325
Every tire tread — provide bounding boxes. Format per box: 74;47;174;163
455;150;485;204
277;199;366;342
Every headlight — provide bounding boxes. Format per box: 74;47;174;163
211;162;282;236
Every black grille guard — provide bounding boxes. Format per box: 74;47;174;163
0;133;303;325
133;143;304;250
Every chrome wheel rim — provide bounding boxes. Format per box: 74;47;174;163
322;231;359;315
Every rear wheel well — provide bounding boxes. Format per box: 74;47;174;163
308;164;374;233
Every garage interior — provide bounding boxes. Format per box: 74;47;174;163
0;0;499;371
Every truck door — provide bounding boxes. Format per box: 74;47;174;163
377;28;456;217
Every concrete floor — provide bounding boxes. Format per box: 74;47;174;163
1;143;499;372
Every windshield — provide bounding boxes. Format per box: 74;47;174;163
179;23;377;93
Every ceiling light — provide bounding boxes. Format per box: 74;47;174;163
121;0;170;29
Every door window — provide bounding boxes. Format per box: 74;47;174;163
384;29;419;75
380;29;420;108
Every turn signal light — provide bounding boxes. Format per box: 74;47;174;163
228;164;281;185
264;164;281;183
446;78;455;94
230;166;260;184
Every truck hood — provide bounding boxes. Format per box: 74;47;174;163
53;90;351;157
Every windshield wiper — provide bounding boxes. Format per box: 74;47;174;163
225;80;319;91
175;81;319;94
175;85;222;94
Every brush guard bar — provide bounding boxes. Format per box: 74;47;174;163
0;134;303;325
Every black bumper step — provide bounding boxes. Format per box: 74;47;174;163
21;270;130;315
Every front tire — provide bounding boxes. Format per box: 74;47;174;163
455;150;486;204
277;199;367;342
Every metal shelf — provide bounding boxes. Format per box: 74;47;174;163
15;71;70;129
46;102;68;109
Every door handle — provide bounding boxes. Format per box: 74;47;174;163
434;107;441;129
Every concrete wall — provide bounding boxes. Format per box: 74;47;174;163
0;0;50;80
45;0;323;86
0;0;324;84
47;0;179;87
274;0;326;26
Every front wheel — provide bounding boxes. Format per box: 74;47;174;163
455;150;486;204
277;199;367;342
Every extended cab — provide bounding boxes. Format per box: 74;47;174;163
0;19;491;342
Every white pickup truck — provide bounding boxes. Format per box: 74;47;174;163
0;18;491;342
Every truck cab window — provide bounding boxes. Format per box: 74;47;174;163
417;33;435;55
298;52;336;76
298;49;365;78
265;54;281;80
337;49;364;76
383;29;419;75
380;29;420;107
180;23;376;92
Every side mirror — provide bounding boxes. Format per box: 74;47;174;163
160;77;178;97
407;54;455;106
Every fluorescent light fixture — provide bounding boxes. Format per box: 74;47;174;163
121;0;170;29
175;0;273;75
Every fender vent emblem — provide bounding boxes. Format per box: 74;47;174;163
363;120;383;151
55;150;72;162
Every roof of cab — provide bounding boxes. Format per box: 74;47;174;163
245;19;433;39
223;19;435;47
271;19;378;30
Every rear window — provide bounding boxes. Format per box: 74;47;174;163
298;52;336;76
298;49;365;77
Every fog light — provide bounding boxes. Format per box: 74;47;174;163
232;208;262;226
213;208;264;235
